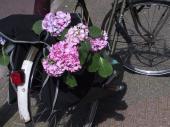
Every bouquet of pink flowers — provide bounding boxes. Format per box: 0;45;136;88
32;11;113;88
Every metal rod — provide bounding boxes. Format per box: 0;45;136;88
26;46;39;61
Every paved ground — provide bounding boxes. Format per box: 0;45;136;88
1;0;170;127
95;72;170;127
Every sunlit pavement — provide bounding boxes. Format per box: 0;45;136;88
1;0;170;127
0;65;8;104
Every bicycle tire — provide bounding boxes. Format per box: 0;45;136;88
103;0;170;76
49;100;98;127
46;72;99;127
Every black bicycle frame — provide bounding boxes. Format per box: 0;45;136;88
75;0;93;26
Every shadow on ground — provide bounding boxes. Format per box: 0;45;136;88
93;81;128;126
0;102;17;127
25;71;128;127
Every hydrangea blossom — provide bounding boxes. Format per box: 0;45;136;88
42;58;65;77
63;45;81;72
90;31;108;51
66;23;89;46
41;11;110;79
48;40;67;62
0;36;6;45
42;40;81;77
42;11;71;36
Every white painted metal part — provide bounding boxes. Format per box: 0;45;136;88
17;60;33;122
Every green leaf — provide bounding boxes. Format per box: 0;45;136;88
79;42;91;65
64;74;77;88
0;48;9;66
32;20;43;35
0;55;9;66
89;26;103;38
87;54;100;72
102;51;119;65
98;56;113;78
58;28;69;40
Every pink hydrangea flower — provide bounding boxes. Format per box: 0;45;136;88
90;31;108;51
42;40;81;77
48;40;67;62
42;11;71;36
42;58;65;77
66;23;89;46
63;45;81;72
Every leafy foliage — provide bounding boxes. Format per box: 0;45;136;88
64;73;77;88
58;28;69;40
89;26;103;38
0;48;9;66
88;53;100;72
88;54;113;78
98;56;113;78
79;42;91;65
32;20;43;35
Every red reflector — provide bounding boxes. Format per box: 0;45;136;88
10;70;25;86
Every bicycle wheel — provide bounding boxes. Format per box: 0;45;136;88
104;0;170;75
47;99;98;127
46;72;99;127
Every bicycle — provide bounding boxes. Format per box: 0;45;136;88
0;14;51;125
0;0;125;127
102;0;170;76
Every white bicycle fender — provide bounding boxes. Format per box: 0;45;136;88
17;60;33;122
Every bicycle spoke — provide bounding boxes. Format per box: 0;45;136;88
153;7;170;37
117;2;170;75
